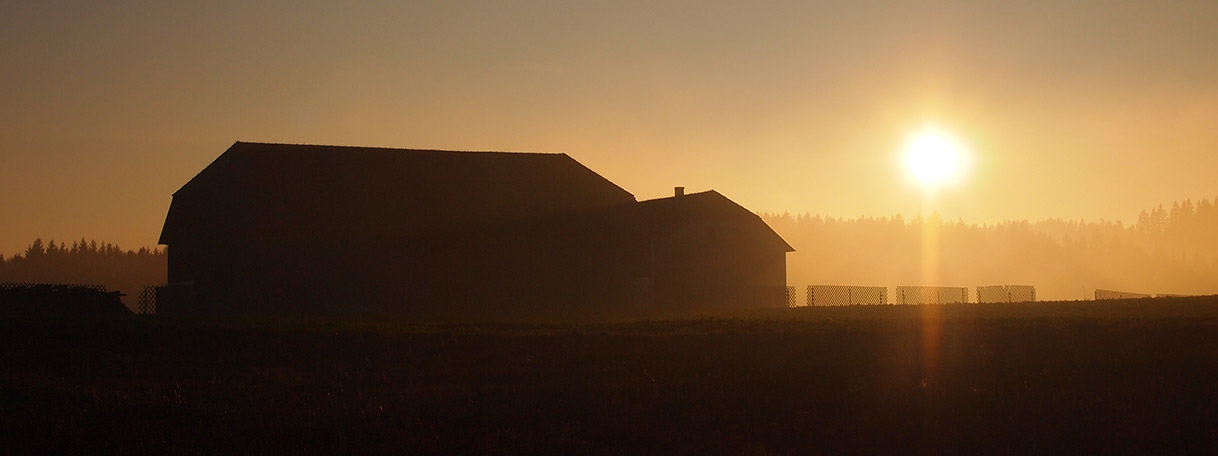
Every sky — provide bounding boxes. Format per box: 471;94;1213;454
3;0;1218;256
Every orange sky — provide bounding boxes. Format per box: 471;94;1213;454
4;1;1218;255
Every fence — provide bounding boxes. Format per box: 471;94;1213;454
0;282;127;315
138;286;157;314
893;286;969;304
1095;289;1151;300
806;285;888;306
1;282;106;292
137;283;200;315
976;285;1037;303
789;284;1193;304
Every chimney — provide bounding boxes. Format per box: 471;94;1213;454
674;186;685;197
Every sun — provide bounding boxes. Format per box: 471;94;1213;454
903;128;968;188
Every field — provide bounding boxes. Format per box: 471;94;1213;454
4;298;1218;454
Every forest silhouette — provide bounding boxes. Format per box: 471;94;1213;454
0;239;165;309
765;198;1218;300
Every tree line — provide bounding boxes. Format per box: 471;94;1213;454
762;198;1218;301
0;239;166;308
6;197;1216;304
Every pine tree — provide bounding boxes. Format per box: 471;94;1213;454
25;238;45;260
1181;199;1195;222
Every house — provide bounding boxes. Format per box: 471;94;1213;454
158;141;793;317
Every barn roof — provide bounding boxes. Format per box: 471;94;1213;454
159;142;636;244
475;190;795;254
631;190;795;252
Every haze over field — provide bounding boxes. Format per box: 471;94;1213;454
766;200;1218;300
4;1;1218;273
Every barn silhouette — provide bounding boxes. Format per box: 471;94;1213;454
159;142;792;318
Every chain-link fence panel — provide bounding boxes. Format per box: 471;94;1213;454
1095;289;1150;300
806;285;888;306
976;285;1037;303
894;286;968;304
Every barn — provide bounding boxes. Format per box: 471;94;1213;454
158;142;793;317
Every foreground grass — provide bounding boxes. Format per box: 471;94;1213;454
3;298;1218;454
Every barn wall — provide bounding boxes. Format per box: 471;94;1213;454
652;221;788;310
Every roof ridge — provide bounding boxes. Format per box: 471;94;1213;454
637;189;720;204
232;141;568;156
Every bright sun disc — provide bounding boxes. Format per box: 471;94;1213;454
904;129;966;187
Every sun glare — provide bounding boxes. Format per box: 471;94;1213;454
903;129;968;188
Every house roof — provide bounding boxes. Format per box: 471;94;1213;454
159;141;636;244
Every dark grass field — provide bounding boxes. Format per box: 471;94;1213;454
4;298;1218;454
